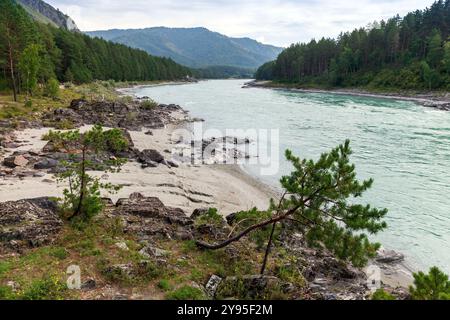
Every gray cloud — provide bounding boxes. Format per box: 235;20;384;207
46;0;434;47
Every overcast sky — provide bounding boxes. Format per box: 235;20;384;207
46;0;434;47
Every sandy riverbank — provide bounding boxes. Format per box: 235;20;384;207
0;123;276;216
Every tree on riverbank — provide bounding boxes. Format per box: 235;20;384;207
256;0;450;91
197;140;388;273
43;125;128;222
18;44;41;99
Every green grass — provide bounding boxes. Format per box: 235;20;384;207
157;279;172;292
166;285;206;300
20;276;68;300
0;261;11;278
372;289;396;300
48;247;69;260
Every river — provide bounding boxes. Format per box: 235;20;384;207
131;79;450;274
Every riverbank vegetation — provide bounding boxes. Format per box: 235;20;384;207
0;80;135;121
256;0;450;91
0;0;191;102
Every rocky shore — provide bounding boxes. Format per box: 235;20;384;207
0;93;411;300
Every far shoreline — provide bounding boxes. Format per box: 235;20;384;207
245;80;450;110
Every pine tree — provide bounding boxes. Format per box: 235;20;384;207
409;267;450;300
197;141;388;273
44;125;128;222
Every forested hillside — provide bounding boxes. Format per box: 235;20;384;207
0;0;191;100
87;27;283;69
256;0;450;90
193;65;255;79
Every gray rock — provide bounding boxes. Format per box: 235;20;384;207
138;149;165;164
33;172;46;178
34;158;59;170
115;242;129;251
104;263;134;277
174;230;194;241
6;281;20;292
376;248;405;264
205;275;222;298
141;161;158;169
0;197;62;251
139;245;169;259
165;159;179;168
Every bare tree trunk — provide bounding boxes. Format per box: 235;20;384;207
72;147;87;219
7;37;17;102
260;222;277;275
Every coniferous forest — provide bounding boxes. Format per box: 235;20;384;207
0;0;191;100
256;0;450;91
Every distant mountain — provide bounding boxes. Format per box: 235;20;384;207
16;0;79;31
86;27;283;69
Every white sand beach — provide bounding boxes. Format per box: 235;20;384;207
0;123;276;216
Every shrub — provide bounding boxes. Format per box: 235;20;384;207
140;99;158;110
118;96;134;104
372;289;396;300
409;267;450;300
195;208;224;227
44;78;60;99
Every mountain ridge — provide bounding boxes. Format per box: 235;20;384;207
15;0;79;31
86;27;283;69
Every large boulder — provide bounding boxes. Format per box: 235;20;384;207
111;193;229;243
43;108;83;127
43;99;187;132
137;149;165;168
111;193;195;242
0;198;63;251
115;195;168;218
